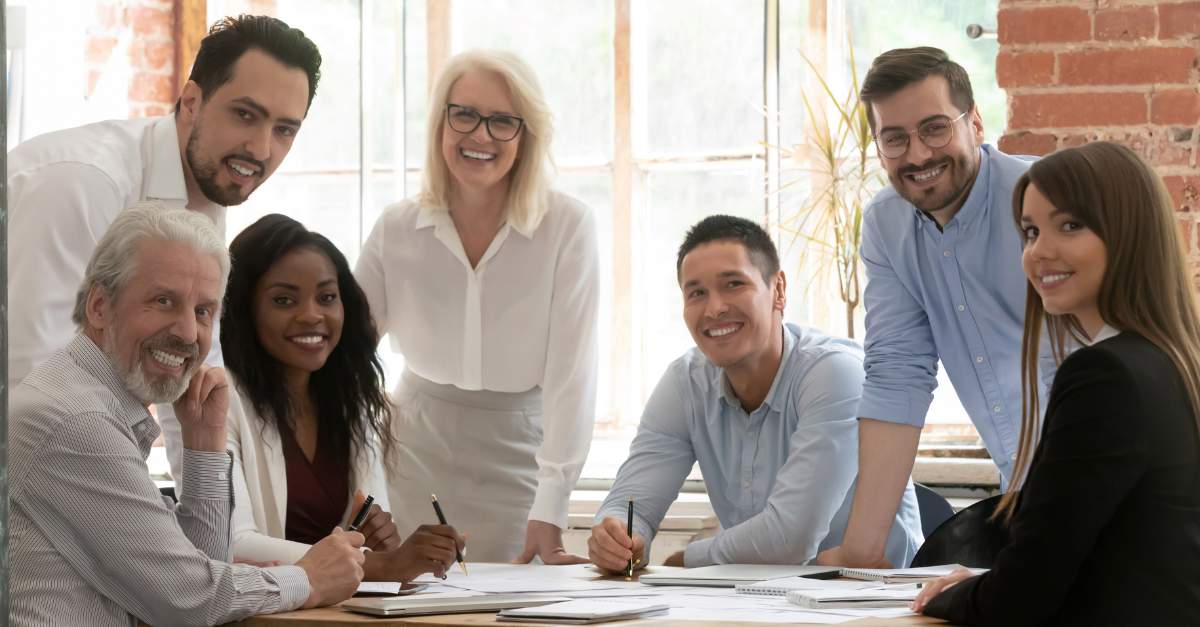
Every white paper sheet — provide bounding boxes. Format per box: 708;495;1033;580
355;582;402;595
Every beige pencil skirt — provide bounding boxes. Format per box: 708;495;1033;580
388;368;543;562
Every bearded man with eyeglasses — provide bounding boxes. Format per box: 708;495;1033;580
815;46;1053;570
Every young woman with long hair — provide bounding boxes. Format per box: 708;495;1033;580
223;214;463;582
914;142;1200;624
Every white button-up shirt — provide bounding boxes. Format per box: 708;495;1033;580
6;115;225;389
355;191;600;527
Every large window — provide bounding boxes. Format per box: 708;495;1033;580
5;1;1007;487
199;0;1003;475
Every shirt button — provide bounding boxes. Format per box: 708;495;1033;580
957;304;966;312
975;356;984;364
1010;453;1018;462
743;481;752;489
993;405;1002;413
943;249;952;257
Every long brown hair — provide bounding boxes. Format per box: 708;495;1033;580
996;141;1200;520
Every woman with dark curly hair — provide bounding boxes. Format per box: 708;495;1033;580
222;213;463;582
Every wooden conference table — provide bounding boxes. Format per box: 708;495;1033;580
228;565;947;627
231;607;944;626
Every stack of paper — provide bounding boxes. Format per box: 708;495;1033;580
497;599;669;624
787;586;920;609
839;564;987;583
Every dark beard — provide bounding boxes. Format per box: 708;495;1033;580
185;125;254;207
891;151;979;215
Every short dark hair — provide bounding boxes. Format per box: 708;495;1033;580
175;14;322;114
860;46;974;133
221;214;392;468
677;215;780;283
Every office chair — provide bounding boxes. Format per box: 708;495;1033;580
910;494;1009;568
914;483;956;538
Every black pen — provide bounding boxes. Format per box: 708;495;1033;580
626;497;635;578
431;494;468;576
348;494;374;532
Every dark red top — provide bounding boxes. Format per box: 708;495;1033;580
280;421;350;545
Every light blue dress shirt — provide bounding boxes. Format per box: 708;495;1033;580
857;144;1047;482
597;323;923;568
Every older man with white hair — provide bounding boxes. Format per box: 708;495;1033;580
8;203;365;627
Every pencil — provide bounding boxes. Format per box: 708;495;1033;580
626;497;634;578
430;494;468;576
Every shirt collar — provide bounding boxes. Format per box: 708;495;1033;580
415;203;535;239
67;334;154;430
1080;324;1122;346
144;115;189;203
719;324;796;413
915;143;993;228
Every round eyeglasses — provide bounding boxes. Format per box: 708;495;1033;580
445;104;525;142
874;110;969;159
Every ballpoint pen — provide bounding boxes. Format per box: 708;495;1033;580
626;497;635;578
431;494;469;576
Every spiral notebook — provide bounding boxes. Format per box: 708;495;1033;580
839;564;987;584
786;586;920;609
735;577;882;597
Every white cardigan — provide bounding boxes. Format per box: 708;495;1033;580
228;382;391;564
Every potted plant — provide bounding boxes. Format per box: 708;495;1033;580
772;49;884;338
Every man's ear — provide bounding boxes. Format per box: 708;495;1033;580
969;105;985;143
177;80;203;124
84;284;114;332
773;270;787;313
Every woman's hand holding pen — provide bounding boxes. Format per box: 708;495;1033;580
349;490;401;552
384;524;465;582
586;517;646;574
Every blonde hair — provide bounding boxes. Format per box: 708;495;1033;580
996;141;1200;520
419;49;555;234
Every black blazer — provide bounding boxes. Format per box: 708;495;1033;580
924;332;1200;626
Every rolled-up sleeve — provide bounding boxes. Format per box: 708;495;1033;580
857;210;939;427
595;365;695;559
683;351;862;566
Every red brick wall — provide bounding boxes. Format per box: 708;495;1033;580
86;0;176;118
996;0;1200;257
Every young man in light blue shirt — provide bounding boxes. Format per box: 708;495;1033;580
588;216;922;571
817;47;1044;569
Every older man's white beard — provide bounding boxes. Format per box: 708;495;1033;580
102;325;199;405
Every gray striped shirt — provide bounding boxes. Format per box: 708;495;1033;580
9;334;311;626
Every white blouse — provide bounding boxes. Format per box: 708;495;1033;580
354;190;600;528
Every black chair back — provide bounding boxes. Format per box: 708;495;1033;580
914;483;955;538
910;494;1010;568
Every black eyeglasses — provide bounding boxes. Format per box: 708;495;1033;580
445;103;524;142
874;110;968;159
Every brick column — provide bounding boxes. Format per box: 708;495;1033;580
86;0;177;119
996;0;1200;257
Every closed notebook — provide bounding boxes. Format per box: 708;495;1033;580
839;564;987;584
639;564;839;587
497;600;669;624
735;577;882;597
786;586;919;609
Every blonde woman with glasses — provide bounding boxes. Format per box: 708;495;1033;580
356;50;599;563
913;142;1200;625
